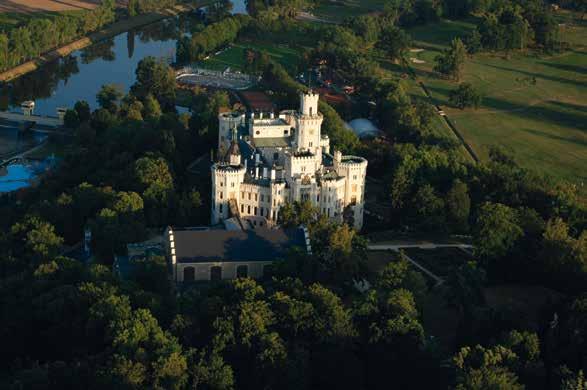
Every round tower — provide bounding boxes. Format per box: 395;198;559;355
295;92;323;156
218;112;244;156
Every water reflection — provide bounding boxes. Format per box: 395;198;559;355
0;0;248;117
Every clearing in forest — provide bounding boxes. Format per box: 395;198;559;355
406;14;587;189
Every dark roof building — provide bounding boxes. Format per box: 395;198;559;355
165;226;310;282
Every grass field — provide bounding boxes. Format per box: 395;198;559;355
312;0;386;22
197;41;302;73
406;14;587;187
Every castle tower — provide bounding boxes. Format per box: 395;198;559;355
218;112;245;156
295;91;323;156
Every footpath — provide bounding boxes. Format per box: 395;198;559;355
0;1;212;82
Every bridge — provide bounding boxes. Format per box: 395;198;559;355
0;111;63;128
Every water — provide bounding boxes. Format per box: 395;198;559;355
0;0;247;192
0;158;56;193
0;0;248;117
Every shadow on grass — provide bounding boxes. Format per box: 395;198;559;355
539;61;587;75
520;128;587;148
483;63;587;87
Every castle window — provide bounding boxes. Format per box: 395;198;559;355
351;196;357;205
183;267;195;282
248;205;251;214
219;204;223;213
260;194;264;202
241;192;245;199
231;182;235;188
248;193;251;200
210;266;222;281
309;142;313;147
260;207;264;216
272;211;276;220
236;265;248;278
353;175;357;180
284;130;288;135
254;207;258;215
256;131;260;135
309;107;313;116
317;195;320;202
219;192;223;199
220;182;223;187
278;190;281;195
255;194;258;201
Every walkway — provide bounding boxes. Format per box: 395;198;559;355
0;111;63;127
367;242;474;287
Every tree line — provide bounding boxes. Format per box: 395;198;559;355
0;0;116;73
176;14;251;63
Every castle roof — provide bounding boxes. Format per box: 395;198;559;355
171;228;306;263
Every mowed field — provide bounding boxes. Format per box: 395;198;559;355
197;41;302;73
407;14;587;187
0;0;107;13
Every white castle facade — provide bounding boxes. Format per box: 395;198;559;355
211;92;368;230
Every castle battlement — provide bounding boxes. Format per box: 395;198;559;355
211;92;368;230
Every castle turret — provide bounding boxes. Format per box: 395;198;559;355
295;91;323;157
218;112;245;156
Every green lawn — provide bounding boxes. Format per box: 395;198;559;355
312;0;387;22
406;15;587;188
197;41;302;73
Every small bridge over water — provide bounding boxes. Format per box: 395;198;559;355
0;111;63;128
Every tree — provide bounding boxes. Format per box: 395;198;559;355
74;100;91;122
465;28;482;54
97;84;123;113
11;216;64;261
449;82;482;109
446;179;471;232
143;94;162;121
454;345;524;390
434;38;467;81
376;26;411;62
474;202;523;260
64;109;80;129
131;56;176;107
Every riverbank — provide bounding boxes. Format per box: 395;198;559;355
0;1;212;83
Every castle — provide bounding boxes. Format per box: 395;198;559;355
211;92;368;230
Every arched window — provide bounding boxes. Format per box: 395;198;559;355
309;107;313;116
183;267;195;282
263;264;274;280
236;265;248;278
210;266;222;281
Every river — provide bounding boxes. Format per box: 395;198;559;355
0;0;247;193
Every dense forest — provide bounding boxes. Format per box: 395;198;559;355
1;0;586;388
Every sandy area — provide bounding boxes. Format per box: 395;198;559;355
0;0;125;13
